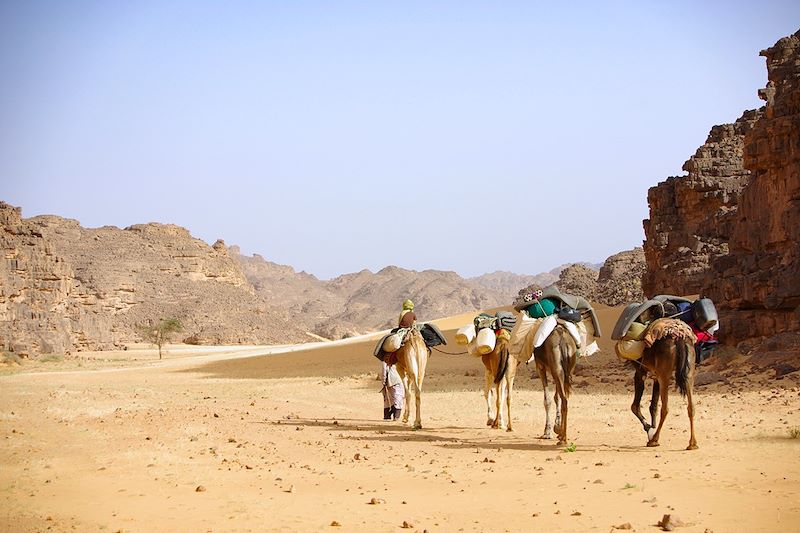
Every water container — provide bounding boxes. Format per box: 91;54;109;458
455;323;476;345
475;328;496;355
692;298;718;331
382;333;403;353
615;340;645;360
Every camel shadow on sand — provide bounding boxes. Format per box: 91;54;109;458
264;416;684;453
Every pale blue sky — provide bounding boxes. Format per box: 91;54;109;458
1;1;797;279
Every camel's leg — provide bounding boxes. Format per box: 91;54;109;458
685;382;698;450
484;367;495;426
401;374;411;425
537;362;554;439
555;378;568;446
415;350;427;431
631;366;649;431
412;375;422;430
496;380;507;429
648;380;660;436
553;393;562;434
647;377;670;447
505;374;515;432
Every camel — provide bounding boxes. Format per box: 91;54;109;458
525;324;578;446
630;336;698;450
480;334;520;431
394;328;429;430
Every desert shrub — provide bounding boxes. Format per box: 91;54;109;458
136;317;182;359
790;427;800;439
2;351;22;365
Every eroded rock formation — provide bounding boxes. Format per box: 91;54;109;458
643;110;762;295
0;203;310;355
706;31;800;345
643;30;800;347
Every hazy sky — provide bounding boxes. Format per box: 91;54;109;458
1;2;797;279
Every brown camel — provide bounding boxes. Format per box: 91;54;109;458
630;337;698;450
394;328;429;430
528;325;578;446
480;334;520;431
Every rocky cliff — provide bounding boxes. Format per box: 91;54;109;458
643;30;800;348
642;110;762;295
706;31;800;346
0;203;310;356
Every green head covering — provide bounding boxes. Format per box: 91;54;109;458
402;299;414;310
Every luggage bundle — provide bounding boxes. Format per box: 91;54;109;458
610;295;719;363
515;285;602;338
373;323;447;361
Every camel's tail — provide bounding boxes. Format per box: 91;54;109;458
494;343;509;384
674;339;692;397
559;328;572;397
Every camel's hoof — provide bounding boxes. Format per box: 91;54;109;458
506;427;513;433
539;433;552;440
686;443;699;451
646;440;660;447
486;419;493;427
557;439;567;446
413;423;422;430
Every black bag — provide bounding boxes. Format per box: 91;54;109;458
420;323;446;347
557;306;581;323
695;340;717;365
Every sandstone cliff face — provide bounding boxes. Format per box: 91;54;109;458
0;203;310;355
643;110;762;295
0;203;110;355
643;30;800;348
706;31;800;345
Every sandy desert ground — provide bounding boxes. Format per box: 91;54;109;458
2;308;800;532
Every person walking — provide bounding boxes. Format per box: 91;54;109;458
379;299;416;420
381;359;404;420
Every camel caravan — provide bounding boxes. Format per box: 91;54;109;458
374;287;719;451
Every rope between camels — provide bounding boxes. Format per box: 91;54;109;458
430;346;468;355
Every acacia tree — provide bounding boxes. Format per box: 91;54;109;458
137;318;182;359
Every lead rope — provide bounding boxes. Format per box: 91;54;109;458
430;346;468;355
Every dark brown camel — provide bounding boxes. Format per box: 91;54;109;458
630;337;698;450
530;325;578;446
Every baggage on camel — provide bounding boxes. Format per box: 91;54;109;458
373;323;447;361
611;296;718;364
455;323;476;345
540;285;602;337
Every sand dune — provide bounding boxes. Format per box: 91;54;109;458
1;306;799;532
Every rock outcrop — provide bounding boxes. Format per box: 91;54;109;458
643;110;762;295
517;248;646;307
0;203;310;356
595;248;647;306
706;31;800;345
642;29;800;347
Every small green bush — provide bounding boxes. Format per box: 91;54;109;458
2;351;22;365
